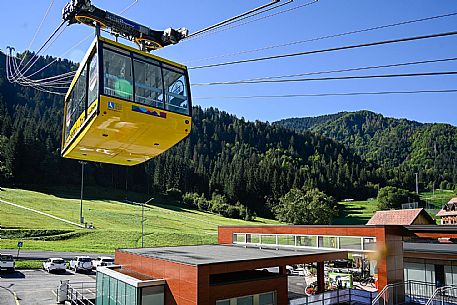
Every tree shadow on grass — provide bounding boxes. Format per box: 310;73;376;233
333;204;372;225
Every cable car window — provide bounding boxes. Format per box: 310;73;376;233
65;66;87;140
163;68;189;115
103;49;133;101
134;60;164;108
87;52;98;108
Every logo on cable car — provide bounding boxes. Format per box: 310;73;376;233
107;102;122;112
131;105;167;119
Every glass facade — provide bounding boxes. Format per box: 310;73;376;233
404;260;457;287
217;292;276;305
260;235;277;245
96;270;164;305
297;236;317;247
339;237;362;250
277;235;295;246
232;233;375;252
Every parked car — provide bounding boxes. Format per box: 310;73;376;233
0;254;15;273
69;256;93;273
93;256;115;269
43;258;66;273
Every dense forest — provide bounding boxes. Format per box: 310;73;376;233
276;111;457;191
1;51;455;219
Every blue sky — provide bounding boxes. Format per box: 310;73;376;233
2;0;457;125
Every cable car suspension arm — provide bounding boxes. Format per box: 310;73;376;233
62;0;188;51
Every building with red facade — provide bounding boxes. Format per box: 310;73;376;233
95;223;457;305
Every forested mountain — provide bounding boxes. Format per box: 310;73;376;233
276;111;457;191
0;51;383;217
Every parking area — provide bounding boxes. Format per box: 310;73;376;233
0;269;95;305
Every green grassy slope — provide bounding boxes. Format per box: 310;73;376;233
0;187;278;253
333;200;379;225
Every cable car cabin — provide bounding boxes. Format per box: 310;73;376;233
61;36;192;166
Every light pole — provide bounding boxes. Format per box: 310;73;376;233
141;202;144;248
141;197;154;248
79;161;88;224
415;172;419;195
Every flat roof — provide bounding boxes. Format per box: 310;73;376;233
118;244;346;266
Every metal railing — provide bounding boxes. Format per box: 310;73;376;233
289;288;378;305
57;281;96;305
371;280;456;305
425;285;457;305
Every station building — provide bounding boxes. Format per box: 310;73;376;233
95;211;457;305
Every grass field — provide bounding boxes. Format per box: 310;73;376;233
333;200;379;225
421;190;455;208
0;187;278;253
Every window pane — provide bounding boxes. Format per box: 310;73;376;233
96;272;103;305
297;236;316;247
246;234;259;244
363;238;376;251
261;235;276;245
88;53;98;109
141;286;164;305
233;234;245;243
237;295;253;305
125;284;137;305
339;237;362;250
103;49;133;101
278;235;295;246
216;300;230;305
102;274;110;305
134;60;164;108
259;292;275;305
109;277;117;305
65;66;87;141
117;281;126;305
163;68;189;115
321;237;338;248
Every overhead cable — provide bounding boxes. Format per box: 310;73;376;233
11;21;67;82
13;24;69;83
186;11;457;63
189;30;457;70
186;0;317;41
192;71;457;86
194;89;457;100
16;0;56;71
194;57;457;84
22;0;140;81
186;0;281;39
119;0;139;14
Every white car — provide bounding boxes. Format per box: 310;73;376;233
93;256;115;269
0;254;15;273
43;258;66;273
69;256;93;273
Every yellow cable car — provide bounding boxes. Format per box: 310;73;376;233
61;36;192;166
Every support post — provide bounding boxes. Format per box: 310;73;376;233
317;262;325;294
141;202;145;248
95;24;101;37
79;161;87;224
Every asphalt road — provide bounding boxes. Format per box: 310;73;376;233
0;250;112;261
0;269;95;305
